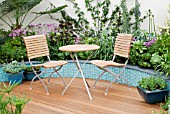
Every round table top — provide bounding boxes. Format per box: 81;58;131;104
59;44;100;52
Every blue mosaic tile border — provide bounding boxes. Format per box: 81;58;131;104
0;62;154;87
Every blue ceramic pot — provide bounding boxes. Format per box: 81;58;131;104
23;71;41;81
137;85;169;104
7;72;23;84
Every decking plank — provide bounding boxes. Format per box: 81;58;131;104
11;78;160;114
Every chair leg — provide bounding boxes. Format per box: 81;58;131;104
105;80;115;95
56;72;66;87
93;71;106;88
30;75;38;90
121;76;131;90
48;71;55;84
104;68;124;95
38;77;49;95
30;74;49;95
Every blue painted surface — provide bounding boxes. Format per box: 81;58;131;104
6;72;23;84
0;62;153;87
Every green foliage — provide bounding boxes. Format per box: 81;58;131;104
0;0;67;30
133;0;140;31
133;30;156;42
0;37;26;63
0;82;30;114
79;29;114;60
120;0;131;33
2;60;26;74
130;33;170;78
152;35;170;77
33;5;67;14
46;26;74;60
138;76;167;91
0;0;42;29
48;0;149;60
161;97;170;110
24;66;40;73
147;9;156;36
130;40;152;67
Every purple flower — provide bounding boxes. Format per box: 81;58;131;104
41;30;47;35
75;37;80;44
132;37;136;41
144;38;157;47
22;29;27;35
29;24;35;28
9;33;13;37
9;28;28;37
36;23;42;28
144;42;150;47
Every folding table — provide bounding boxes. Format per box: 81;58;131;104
59;44;100;100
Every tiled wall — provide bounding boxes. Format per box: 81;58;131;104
0;62;153;87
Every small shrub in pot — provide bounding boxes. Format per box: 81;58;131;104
137;76;169;104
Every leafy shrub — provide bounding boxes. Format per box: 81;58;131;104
2;60;26;74
138;76;167;91
153;34;170;77
24;66;40;73
0;37;26;63
0;82;30;114
130;40;153;67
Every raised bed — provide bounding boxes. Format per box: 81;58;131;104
0;61;155;87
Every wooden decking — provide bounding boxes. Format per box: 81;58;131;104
12;78;160;114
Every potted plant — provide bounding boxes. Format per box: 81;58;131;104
23;66;41;81
2;60;26;84
137;76;169;104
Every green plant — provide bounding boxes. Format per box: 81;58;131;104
0;0;67;30
130;40;153;67
161;97;170;110
151;97;170;114
0;37;27;63
147;9;157;38
24;66;40;73
133;30;156;42
151;34;170;77
0;82;30;114
138;76;167;91
120;0;131;33
2;60;26;74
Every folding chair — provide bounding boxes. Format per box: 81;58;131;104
90;33;133;95
23;35;68;95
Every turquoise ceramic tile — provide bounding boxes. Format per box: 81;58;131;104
0;62;154;87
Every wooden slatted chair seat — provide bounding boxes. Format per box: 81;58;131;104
90;60;125;68
42;61;68;68
32;61;68;68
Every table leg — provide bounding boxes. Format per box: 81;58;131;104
62;52;93;100
74;53;92;100
71;52;90;88
62;69;80;95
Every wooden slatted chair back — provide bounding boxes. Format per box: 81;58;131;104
114;34;133;58
23;35;49;60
